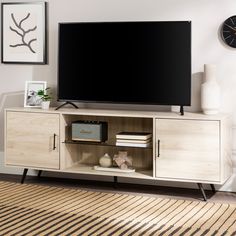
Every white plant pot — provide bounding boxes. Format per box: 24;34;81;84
41;101;50;110
201;64;220;115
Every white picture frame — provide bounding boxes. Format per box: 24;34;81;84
24;81;47;107
1;2;47;64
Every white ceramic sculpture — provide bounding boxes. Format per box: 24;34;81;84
99;153;112;168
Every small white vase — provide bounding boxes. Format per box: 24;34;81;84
201;64;220;115
41;101;50;110
99;153;112;168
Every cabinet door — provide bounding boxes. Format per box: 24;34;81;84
6;112;60;169
155;119;220;182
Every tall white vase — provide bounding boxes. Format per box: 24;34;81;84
201;64;220;115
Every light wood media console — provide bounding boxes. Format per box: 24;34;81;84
4;108;233;200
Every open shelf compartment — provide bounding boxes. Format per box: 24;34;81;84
60;114;154;179
63;164;153;179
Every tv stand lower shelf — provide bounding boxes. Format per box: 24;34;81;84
93;166;135;173
5;108;233;201
20;168;216;201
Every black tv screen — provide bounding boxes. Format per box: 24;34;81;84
58;21;191;106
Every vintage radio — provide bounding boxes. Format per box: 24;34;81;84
72;120;108;142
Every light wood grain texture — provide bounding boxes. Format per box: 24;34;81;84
60;114;80;169
4;108;232;185
152;118;156;178
5;111;60;169
155;119;220;182
6;107;230;120
220;116;233;183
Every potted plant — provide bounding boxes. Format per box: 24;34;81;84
37;87;52;109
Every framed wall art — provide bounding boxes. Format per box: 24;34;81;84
1;2;47;64
24;81;47;107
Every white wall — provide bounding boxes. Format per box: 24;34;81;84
1;0;236;190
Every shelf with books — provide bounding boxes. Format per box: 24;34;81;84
115;131;152;148
63;139;153;149
61;114;154;179
115;141;152;148
116;131;152;140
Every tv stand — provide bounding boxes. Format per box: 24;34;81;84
5;108;232;201
55;101;79;110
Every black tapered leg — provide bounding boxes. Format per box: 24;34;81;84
210;184;216;193
197;183;207;201
38;170;42;178
114;176;118;189
21;168;28;184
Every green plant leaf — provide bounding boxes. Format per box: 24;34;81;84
37;87;52;101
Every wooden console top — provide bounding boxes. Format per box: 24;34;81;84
6;107;230;120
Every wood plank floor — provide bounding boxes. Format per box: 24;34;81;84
0;173;236;203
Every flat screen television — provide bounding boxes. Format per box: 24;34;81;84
58;21;191;107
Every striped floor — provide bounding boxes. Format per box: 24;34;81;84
0;181;236;236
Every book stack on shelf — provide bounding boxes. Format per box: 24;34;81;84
116;132;152;148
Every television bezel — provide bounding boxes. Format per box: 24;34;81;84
57;21;192;107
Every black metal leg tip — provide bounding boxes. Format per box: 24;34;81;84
38;170;42;178
197;183;207;201
21;168;28;184
210;184;216;193
113;176;118;189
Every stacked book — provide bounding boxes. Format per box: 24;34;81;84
116;132;152;147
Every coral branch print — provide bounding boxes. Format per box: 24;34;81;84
9;13;37;53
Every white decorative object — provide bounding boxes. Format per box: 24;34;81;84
99;153;112;168
94;166;135;173
41;101;50;110
113;151;133;170
24;81;47;107
201;64;220;115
